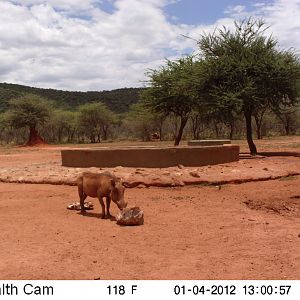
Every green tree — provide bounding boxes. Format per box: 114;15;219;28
0;113;9;143
78;102;116;143
274;108;298;135
125;102;165;141
253;107;268;139
197;19;300;154
41;109;78;143
143;56;199;145
6;94;52;145
63;111;79;142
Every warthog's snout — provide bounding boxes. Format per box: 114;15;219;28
111;181;127;211
118;201;128;210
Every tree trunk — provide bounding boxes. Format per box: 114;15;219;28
96;134;101;143
90;135;96;143
284;116;290;135
214;122;220;138
159;126;163;141
102;125;108;140
244;112;257;155
254;115;262;139
229;122;234;140
191;115;202;140
58;128;63;143
174;116;188;146
255;118;261;140
26;126;46;146
256;127;261;139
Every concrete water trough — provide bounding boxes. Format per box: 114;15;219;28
61;144;239;168
188;139;231;146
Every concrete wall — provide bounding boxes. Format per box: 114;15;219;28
188;139;231;146
61;145;239;168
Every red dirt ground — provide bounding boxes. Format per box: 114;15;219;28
0;137;299;280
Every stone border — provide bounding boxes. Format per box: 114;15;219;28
1;156;299;188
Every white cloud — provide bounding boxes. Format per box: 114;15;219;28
225;0;300;50
10;0;96;11
225;5;246;15
0;0;299;91
0;0;198;90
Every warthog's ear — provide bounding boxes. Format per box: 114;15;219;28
110;179;116;187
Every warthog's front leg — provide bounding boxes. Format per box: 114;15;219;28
106;196;112;218
78;188;87;213
98;196;106;219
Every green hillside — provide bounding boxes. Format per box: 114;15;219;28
0;83;144;113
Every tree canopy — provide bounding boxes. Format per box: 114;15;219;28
78;102;116;143
143;56;200;145
197;18;300;154
5;94;52;145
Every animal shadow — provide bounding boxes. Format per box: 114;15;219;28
77;211;116;221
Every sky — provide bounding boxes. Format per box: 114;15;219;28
0;0;299;91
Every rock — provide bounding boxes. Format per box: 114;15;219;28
116;206;144;226
162;171;171;176
148;175;173;187
172;177;185;186
67;201;94;210
173;172;183;176
189;171;200;178
177;164;184;169
114;166;123;171
134;170;144;174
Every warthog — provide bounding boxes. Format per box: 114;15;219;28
77;171;127;218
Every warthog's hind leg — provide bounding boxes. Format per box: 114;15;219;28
98;196;106;219
106;196;112;218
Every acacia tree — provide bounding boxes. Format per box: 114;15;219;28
190;113;203;140
0;112;12;144
60;110;78;142
125;102;165;141
143;56;199;145
253;107;268;139
78;102;116;143
274;108;297;135
6;94;52;145
41;109;78;143
198;19;300;154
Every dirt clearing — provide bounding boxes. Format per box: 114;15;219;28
0;137;299;279
0;177;299;280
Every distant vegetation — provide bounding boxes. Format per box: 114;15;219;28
0;18;300;153
0;83;143;113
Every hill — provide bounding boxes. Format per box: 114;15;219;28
0;83;144;113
